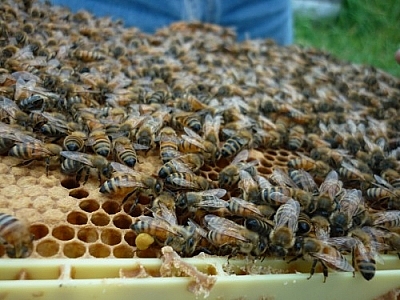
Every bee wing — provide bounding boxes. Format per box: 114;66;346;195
183;126;203;141
231;149;249;165
170;160;195;174
133;143;150;150
171;176;197;189
0;123;41;144
161;149;182;160
181;134;206;151
230;197;264;218
60;151;94;167
160;133;180;144
201;188;227;198
319;170;342;198
271;168;297;188
110;161;137;175
196;198;228;209
295;169;319;194
136;216;178;236
269;192;291;204
373;174;394;190
204;215;248;241
187;218;208;238
340;161;366;181
274;199;300;230
0;96;22;118
311;251;354;272
239;170;257;190
156;203;178;226
373;211;400;226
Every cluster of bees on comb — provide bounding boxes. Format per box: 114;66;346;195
1;0;400;283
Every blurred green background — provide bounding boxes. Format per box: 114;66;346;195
294;0;400;78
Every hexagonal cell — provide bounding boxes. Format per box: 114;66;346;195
278;150;290;157
89;243;111;258
29;223;49;240
90;212;110;226
60;177;80;189
69;188;89;199
67;211;88;225
258;166;273;175
36;239;60;257
52;225;75;241
101;228;122;246
113;244;134;258
63;241;86;258
102;200;121;214
79;199;100;213
77;226;99;243
113;214;132;229
207;171;219;181
124;231;136;247
123;203;142;217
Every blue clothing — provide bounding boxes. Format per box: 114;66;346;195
48;0;292;45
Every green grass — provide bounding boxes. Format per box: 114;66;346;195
294;0;400;78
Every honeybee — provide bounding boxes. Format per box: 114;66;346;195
204;214;266;256
220;128;253;158
338;160;374;190
131;204;196;255
7;131;62;176
60;151;113;184
269;198;300;257
0;96;29;125
289;169;319;195
372;210;400;228
158;126;180;163
329;189;363;237
87;128;112;157
288;154;330;179
151;191;176;216
203;114;221;145
310;215;331;240
227;196;274;220
238;170;262;202
135;115;163;150
63;131;87;152
171;110;202;133
288;237;354;282
0;213;33;258
319;170;343;201
287;125;305;150
218;149;258;188
100;162;163;202
244;218;274;238
310;146;349;168
165;172;210;191
179;127;219;162
297;212;313;236
367;174;400;210
112;136;138;168
71;49;105;62
158;153;204;179
145;90;170;104
349;227;383;281
176;188;227;212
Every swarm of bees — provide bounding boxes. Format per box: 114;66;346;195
1;0;400;283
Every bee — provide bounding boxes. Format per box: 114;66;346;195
287;125;305;150
179;127;219;162
329;189;363;237
0;96;29;125
367;174;400;210
0;213;33;258
158;126;180;163
131;204;196;255
244;218;274;238
309;147;349;168
60;151;113;184
7;129;62;176
288;154;330;179
87;128;112;157
165;172;210;191
158;153;204;179
227;196;273;220
310;215;331;240
289;169;319;196
145;90;170;104
63;131;87;152
218;149;258;188
203;114;221;145
349;228;383;281
331;120;363;155
71;49;105;62
204;214;265;256
100;162;163;203
151;191;176;216
288;237;354;282
135;115;163;150
338;160;374;190
171;110;202;133
220;128;253;159
112;136;138;168
297;212;313;236
319;170;343;201
269;198;300;257
38;113;80;138
176;188;227;212
372;210;400;228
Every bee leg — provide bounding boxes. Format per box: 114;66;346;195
14;159;34;168
321;261;328;283
307;259;319;280
122;189;138;205
351;249;356;278
82;167;91;185
128;197;140;215
287;254;302;264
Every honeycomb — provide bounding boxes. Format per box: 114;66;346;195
0;0;400;282
0;148;298;258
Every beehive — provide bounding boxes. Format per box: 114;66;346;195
1;1;400;299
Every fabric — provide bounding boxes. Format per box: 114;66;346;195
48;0;292;45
